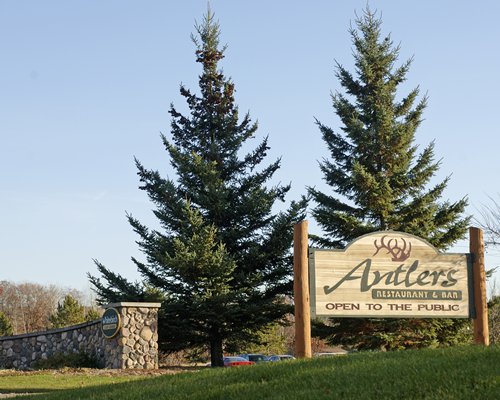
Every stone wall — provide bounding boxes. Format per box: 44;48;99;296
0;321;103;369
0;302;161;370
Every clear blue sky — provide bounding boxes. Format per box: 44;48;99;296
1;1;499;295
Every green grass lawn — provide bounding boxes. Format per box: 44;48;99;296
0;369;147;395
1;345;498;399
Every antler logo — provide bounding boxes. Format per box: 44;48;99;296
373;235;412;262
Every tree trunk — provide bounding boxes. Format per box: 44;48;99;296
210;333;224;368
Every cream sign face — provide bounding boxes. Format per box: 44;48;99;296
309;231;471;318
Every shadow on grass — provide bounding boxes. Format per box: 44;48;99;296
1;388;54;395
14;376;175;400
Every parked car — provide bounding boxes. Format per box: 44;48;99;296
238;353;268;363
267;354;296;362
223;356;255;367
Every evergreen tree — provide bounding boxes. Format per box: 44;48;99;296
0;311;13;336
152;202;243;365
309;8;470;350
242;322;289;356
49;294;85;328
89;9;306;367
84;308;102;322
310;9;468;249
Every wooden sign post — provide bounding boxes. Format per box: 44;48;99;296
469;227;489;345
293;220;312;358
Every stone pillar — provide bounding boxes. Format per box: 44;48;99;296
102;302;162;369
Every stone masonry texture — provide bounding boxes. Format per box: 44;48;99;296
0;302;161;370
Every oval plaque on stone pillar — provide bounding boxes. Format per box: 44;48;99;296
102;308;121;339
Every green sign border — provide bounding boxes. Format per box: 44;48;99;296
102;307;121;339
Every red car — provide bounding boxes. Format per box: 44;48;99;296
223;356;255;367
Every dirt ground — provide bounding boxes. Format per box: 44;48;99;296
0;365;201;377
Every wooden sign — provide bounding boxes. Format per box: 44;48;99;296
309;231;472;318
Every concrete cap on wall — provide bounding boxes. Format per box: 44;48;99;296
105;302;162;309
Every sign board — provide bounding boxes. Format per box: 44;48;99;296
102;308;121;338
309;231;472;318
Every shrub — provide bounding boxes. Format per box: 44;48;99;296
0;311;13;336
33;351;102;369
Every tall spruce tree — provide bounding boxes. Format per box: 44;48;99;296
309;9;470;350
89;10;306;367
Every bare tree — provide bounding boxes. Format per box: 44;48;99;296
489;296;500;344
0;281;103;335
0;281;63;334
478;194;500;247
477;194;500;343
